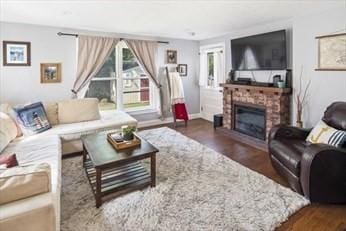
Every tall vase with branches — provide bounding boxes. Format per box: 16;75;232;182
295;67;311;128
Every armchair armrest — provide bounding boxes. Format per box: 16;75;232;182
269;125;311;142
300;143;346;203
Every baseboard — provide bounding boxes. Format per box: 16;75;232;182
137;113;201;128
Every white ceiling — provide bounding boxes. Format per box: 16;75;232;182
0;0;344;40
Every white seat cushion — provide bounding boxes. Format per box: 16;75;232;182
37;110;137;141
0;163;51;205
0;192;55;231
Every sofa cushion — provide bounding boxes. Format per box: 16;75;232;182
0;104;22;137
0;112;18;152
58;98;100;124
269;139;306;176
41;110;137;141
14;102;51;135
0;163;51;205
43;102;59;125
0;194;55;231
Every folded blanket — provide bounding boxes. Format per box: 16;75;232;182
169;72;185;104
173;103;189;120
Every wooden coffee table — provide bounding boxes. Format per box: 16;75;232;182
81;132;158;208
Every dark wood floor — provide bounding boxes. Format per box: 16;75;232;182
143;119;346;231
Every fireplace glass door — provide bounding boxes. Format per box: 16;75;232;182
234;104;266;140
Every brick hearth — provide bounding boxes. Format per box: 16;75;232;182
222;84;291;141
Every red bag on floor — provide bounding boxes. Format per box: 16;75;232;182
173;103;189;120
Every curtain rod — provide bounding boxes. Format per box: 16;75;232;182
57;32;169;44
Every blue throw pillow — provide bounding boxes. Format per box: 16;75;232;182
14;102;51;135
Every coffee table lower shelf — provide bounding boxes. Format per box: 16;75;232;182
84;159;152;207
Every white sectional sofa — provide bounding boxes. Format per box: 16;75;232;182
0;99;137;231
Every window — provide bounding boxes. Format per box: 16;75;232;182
199;43;225;89
86;49;117;110
122;47;150;110
86;42;151;111
207;52;215;87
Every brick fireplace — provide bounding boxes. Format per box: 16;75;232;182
220;84;291;150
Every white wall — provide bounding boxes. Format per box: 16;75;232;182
0;22;77;103
292;8;346;127
0;22;200;120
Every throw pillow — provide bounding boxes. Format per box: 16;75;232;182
0;163;51;205
0;103;22;137
14;102;51;135
306;120;346;148
43;102;59;125
0;154;18;168
0;112;18;152
58;98;101;124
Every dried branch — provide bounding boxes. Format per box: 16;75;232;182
295;66;311;124
301;79;311;106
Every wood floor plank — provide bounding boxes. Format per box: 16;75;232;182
141;119;346;230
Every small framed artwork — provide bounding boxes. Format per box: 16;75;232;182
3;41;31;66
166;50;177;64
178;64;188;76
315;33;346;71
40;63;61;83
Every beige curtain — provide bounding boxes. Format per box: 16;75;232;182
72;35;119;98
124;39;163;116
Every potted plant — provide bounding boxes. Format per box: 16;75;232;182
122;125;136;141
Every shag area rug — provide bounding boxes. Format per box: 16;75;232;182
61;127;309;231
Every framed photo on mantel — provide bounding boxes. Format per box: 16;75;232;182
315;33;346;71
3;41;31;66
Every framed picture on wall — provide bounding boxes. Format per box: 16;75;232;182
40;63;61;83
178;64;187;76
3;41;31;66
166;50;177;64
315;33;346;71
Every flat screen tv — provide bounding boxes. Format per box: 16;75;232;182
231;30;287;70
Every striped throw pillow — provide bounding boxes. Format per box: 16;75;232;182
306;120;346;148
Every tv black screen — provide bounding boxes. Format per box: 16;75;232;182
231;30;287;70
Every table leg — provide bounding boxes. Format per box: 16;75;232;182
82;145;86;167
151;153;156;187
95;168;102;208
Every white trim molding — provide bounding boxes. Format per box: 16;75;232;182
137;113;201;128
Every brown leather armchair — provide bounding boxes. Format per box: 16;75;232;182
268;102;346;203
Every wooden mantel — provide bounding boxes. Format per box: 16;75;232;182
220;83;291;94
